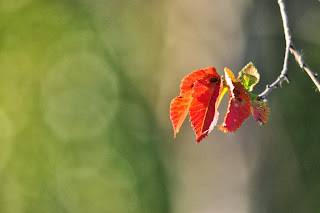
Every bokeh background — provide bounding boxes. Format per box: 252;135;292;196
0;0;319;212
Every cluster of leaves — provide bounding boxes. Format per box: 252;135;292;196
170;62;269;143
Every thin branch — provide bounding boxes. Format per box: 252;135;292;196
289;45;320;89
258;0;320;99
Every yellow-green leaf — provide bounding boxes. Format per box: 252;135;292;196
238;62;260;92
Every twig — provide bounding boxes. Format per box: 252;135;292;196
258;0;320;99
289;45;320;89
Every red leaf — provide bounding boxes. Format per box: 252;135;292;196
251;100;269;126
170;96;192;137
219;68;251;133
180;68;210;97
170;66;219;140
189;70;223;143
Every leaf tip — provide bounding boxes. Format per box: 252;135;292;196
218;125;228;133
196;133;207;143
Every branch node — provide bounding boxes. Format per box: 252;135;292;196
289;43;294;49
285;74;291;83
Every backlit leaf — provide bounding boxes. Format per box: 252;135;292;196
170;96;192;137
219;68;251;133
189;69;223;143
180;69;208;97
170;67;218;138
238;62;260;92
251;99;269;126
170;64;264;143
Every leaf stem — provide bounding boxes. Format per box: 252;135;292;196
258;0;320;99
217;85;229;108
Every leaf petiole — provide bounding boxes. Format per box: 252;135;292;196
217;84;229;108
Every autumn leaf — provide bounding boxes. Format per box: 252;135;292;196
180;69;209;97
250;98;270;126
170;96;192;137
189;69;223;143
238;62;260;92
170;67;217;138
219;68;251;133
170;63;266;143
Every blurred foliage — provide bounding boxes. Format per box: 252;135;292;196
0;0;169;212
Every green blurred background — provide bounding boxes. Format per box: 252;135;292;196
0;0;319;212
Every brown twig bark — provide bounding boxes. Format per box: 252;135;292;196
258;0;320;99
